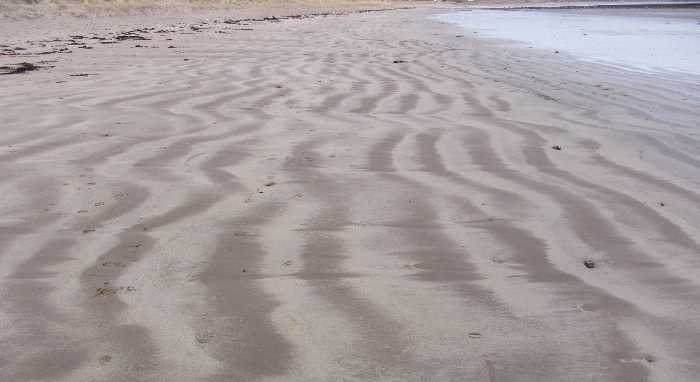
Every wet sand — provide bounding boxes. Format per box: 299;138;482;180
436;6;700;76
1;4;700;381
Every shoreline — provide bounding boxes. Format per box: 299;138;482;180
2;4;700;382
435;4;700;80
473;1;700;9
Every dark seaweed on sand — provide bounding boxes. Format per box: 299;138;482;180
0;62;40;75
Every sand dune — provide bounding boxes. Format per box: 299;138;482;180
1;5;700;381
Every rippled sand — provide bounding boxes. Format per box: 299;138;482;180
1;4;700;382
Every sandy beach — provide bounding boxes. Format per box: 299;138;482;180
1;2;700;381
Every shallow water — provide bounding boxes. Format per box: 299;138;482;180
436;7;700;77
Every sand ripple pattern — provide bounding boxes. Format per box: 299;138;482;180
1;7;700;382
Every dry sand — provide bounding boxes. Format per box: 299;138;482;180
1;3;700;381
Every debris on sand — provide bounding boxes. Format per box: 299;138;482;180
195;331;214;344
94;283;135;297
233;231;257;237
0;62;40;75
115;33;149;41
392;60;408;64
583;259;596;269
551;145;562;151
101;261;126;268
468;332;482;339
94;286;117;297
264;181;276;187
98;355;112;365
